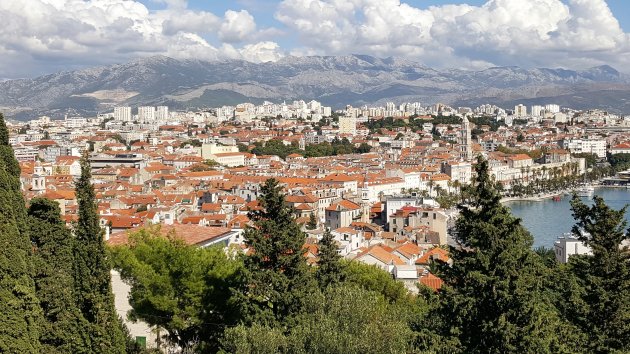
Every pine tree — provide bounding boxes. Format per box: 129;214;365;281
74;154;127;353
28;198;90;353
306;212;317;230
434;156;576;353
0;113;42;352
315;228;343;288
567;195;630;353
236;178;315;326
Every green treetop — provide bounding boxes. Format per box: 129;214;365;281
567;195;630;353
111;226;243;352
315;228;344;289
434;156;577;353
0;113;43;353
74;154;127;353
235;178;315;326
28;198;90;353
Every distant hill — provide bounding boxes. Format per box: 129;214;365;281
1;55;629;120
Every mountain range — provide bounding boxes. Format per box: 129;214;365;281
2;54;630;120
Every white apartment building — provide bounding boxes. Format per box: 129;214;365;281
545;104;561;113
531;105;543;117
338;116;357;135
114;106;132;122
138;106;156;122
64;117;87;129
514;104;527;117
554;235;592;263
156;106;169;121
199;143;238;159
562;138;607;158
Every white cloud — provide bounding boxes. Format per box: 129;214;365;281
219;10;257;43
276;0;630;70
0;0;283;78
1;0;629;78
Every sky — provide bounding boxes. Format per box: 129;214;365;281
1;0;630;78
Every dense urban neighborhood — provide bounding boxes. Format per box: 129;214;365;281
5;98;630;352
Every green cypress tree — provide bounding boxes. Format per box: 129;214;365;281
236;178;315;326
28;198;91;353
434;156;577;353
315;228;343;288
74;154;126;353
567;195;630;353
0;113;42;353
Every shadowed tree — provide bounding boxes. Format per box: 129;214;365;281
433;156;579;354
315;228;344;288
74;154;127;353
566;195;630;353
0;113;43;353
28;198;90;353
234;178;315;326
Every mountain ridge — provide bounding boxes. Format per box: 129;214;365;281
1;54;629;120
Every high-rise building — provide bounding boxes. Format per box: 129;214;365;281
338;115;357;136
459;116;473;161
138;106;156;122
545;104;560;113
531;105;543;117
514;104;527;117
114;106;132;122
156;106;169;121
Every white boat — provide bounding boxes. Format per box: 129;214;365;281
576;186;594;197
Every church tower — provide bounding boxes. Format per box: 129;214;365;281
32;161;46;193
360;174;371;223
459;116;473;161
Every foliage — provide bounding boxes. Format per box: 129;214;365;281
566;195;630;353
496;145;544;159
356;142;372;153
110;226;243;352
306;212;317;230
222;285;413;354
111;134;125;144
572;152;598;168
190;159;220;172
234;178;315;326
74;154;127;352
342;260;408;303
432;156;577;353
0;113;42;353
181;139;202;148
251;137;367;159
608;152;630;171
28;198;91;353
100;117;114;129
364;115;503;134
315;228;344;288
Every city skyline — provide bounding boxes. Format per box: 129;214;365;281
1;0;630;79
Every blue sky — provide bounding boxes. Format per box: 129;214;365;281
140;0;630;31
1;0;630;78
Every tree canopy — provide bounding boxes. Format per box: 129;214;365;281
0;113;42;353
111;226;243;352
74;154;127;352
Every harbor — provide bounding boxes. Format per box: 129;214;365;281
506;187;630;248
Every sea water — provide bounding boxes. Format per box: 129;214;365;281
506;188;630;248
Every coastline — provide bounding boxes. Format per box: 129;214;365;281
501;192;566;203
500;183;604;204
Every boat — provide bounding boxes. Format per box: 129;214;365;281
576;165;594;197
552;195;562;201
576;186;594;197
